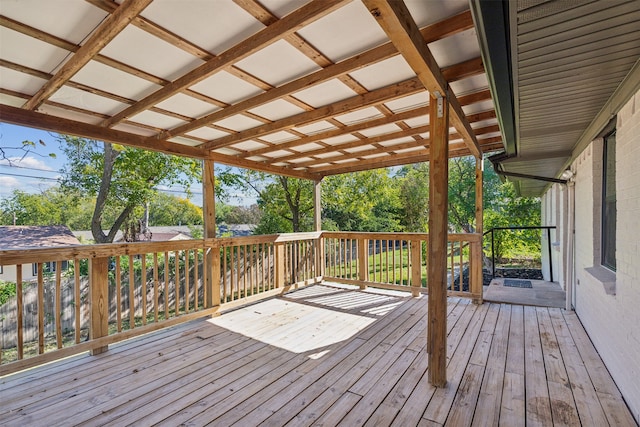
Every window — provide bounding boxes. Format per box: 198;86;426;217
32;261;68;276
602;131;616;270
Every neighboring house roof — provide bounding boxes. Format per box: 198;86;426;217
74;224;256;243
0;226;81;249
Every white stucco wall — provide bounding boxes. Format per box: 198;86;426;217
544;90;640;422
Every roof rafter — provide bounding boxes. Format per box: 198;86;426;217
319;138;503;176
22;0;153;110
173;10;474;143
100;0;349;128
220;56;485;155
363;0;481;158
282;124;500;167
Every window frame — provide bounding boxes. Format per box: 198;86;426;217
601;130;616;271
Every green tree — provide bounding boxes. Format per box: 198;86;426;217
323;169;401;232
58;135;201;243
396;163;430;232
0;187;93;228
147;192;202;226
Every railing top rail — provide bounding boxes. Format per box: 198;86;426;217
484;226;556;232
0;230;487;266
321;231;481;242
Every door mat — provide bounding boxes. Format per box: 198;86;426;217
503;279;533;288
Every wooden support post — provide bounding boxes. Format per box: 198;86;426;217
410;239;422;297
203;160;219;308
358;238;368;289
90;257;109;355
427;91;449;387
313;179;325;278
313;179;322;232
275;242;286;288
474;157;484;304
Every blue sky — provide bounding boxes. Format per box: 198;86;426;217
0;123;259;207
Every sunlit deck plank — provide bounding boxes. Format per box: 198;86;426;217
1;283;635;427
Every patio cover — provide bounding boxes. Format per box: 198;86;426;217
0;0;504;179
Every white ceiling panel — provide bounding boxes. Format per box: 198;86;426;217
168;136;202;147
101;26;204;81
72;60;161;101
334;107;384;126
235;40;321;87
141;0;265;55
213;147;241;156
259;131;298;143
0;27;71;74
214;114;264;132
358;123;402;137
428;28;479;68
321;134;360;145
450;74;489;96
403;115;430;127
0;67;47;96
294;120;337;135
249;99;306;121
292;142;324;152
190;71;263;105
404;0;468;28
259;0;313;18
38;104;102;125
0;93;25;108
155;93;220;118
50;86;127;116
112;122;157;137
380;136;416;147
296;1;388;62
0;0;107;45
349;55;416;91
231;140;270;151
186;127;230;141
384;91;429;112
293;79;356;108
129;110;187;129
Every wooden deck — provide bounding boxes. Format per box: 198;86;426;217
1;283;636;426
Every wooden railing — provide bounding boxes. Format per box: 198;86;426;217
322;232;483;300
0;230;481;374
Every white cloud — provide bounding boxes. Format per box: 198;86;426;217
0;156;55;171
0;176;20;188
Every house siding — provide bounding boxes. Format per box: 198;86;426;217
543;89;640;422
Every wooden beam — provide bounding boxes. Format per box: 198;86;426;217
200;78;424;151
0;104;205;159
101;0;348;128
179;11;474;144
363;0;481;159
230;57;485;157
208;150;321;181
317;139;504;177
23;0;152;110
426;91;449;387
285;124;500;168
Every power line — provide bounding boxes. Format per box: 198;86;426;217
0;171;60;181
0;163;58;173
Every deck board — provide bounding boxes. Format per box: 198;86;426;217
0;283;635;426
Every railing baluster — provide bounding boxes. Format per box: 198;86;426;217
16;265;23;360
141;255;147;325
129;255;135;328
115;257;122;332
37;264;44;355
55;261;62;349
153;253;159;321
185;249;190;314
164;251;169;320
